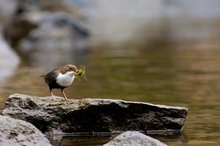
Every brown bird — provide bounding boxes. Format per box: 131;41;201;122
41;64;79;100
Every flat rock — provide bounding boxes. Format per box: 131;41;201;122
2;93;188;135
0;115;51;146
104;131;167;146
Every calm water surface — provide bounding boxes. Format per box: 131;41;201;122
1;24;220;145
1;1;220;146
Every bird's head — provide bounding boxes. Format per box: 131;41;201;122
62;64;79;75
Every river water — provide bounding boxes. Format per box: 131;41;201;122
1;0;220;146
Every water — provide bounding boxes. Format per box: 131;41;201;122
1;0;220;145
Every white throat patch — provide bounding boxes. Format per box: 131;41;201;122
56;71;75;87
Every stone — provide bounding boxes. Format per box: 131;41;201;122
104;131;167;146
0;0;17;22
4;11;89;67
20;12;89;49
0;30;19;83
0;115;51;146
3;0;89;68
2;93;188;135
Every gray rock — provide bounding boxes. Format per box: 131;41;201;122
0;0;17;21
4;11;89;67
0;30;20;84
104;131;167;146
0;115;51;146
20;11;89;67
3;0;89;68
2;93;188;135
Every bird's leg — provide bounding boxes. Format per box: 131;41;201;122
61;88;68;100
49;89;56;101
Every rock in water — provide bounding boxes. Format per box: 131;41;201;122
2;93;188;135
104;131;167;146
4;11;89;67
0;30;20;84
0;115;51;146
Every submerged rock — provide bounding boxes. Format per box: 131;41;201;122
0;115;51;146
2;93;188;135
104;131;167;146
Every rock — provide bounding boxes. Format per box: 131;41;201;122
4;11;89;67
0;115;51;146
0;0;17;22
3;0;89;67
20;11;89;67
0;29;20;84
2;93;188;135
14;0;84;17
104;131;167;146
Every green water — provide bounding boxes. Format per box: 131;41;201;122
1;16;220;146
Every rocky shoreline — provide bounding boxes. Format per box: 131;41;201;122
1;93;188;146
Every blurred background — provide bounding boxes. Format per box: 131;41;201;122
0;0;220;145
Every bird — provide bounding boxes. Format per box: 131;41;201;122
41;64;79;101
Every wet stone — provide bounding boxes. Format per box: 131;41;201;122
104;131;167;146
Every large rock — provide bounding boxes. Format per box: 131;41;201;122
104;131;167;146
20;11;89;67
3;0;89;68
0;115;51;146
2;93;188;135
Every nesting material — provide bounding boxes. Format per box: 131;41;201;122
76;65;87;81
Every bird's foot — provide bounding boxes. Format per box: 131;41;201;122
49;96;58;101
62;97;68;101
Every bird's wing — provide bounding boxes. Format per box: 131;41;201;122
44;71;59;84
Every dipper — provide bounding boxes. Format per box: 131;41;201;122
41;64;79;100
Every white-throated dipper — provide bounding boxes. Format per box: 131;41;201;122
41;64;79;100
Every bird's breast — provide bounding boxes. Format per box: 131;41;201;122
56;72;75;87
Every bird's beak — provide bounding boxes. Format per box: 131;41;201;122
75;70;79;75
